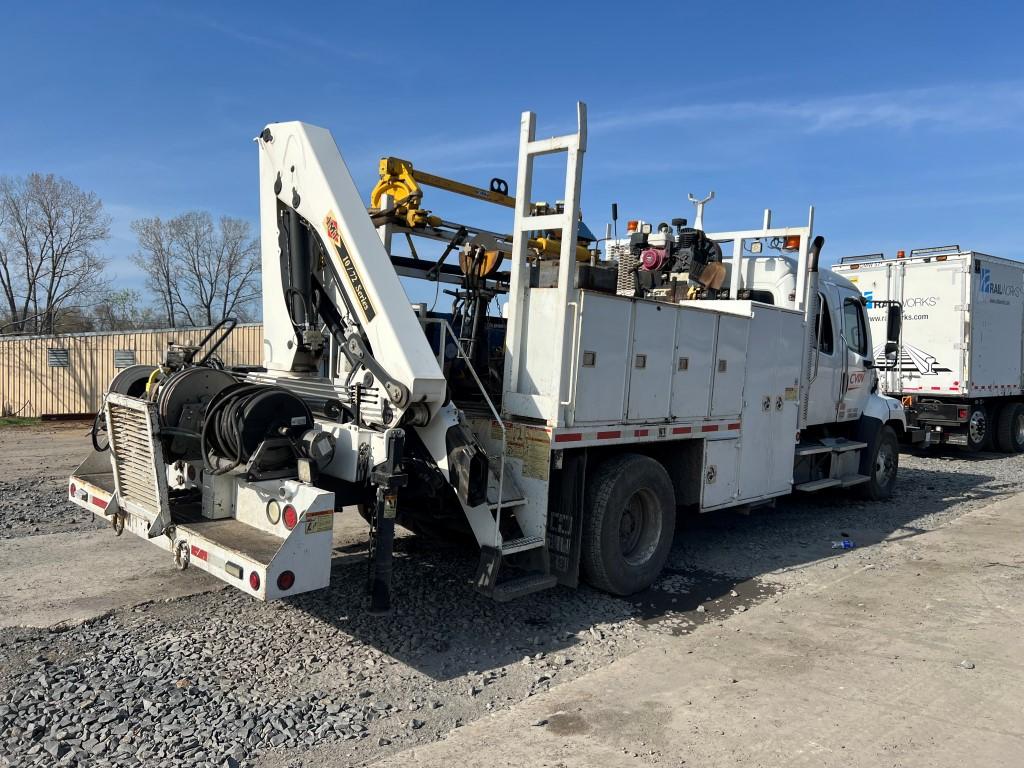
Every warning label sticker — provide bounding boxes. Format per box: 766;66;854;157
305;511;333;534
491;422;551;481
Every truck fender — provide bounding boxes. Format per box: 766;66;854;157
862;393;907;432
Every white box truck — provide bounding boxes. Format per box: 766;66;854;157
833;246;1024;451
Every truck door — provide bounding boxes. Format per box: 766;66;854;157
804;288;842;426
837;287;873;422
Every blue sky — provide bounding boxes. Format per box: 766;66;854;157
2;1;1023;306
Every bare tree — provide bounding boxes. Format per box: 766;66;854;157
131;217;179;328
93;288;159;331
0;174;110;334
131;211;260;327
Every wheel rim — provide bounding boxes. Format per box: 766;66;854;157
969;410;987;444
1014;413;1024;445
874;441;896;487
618;489;662;567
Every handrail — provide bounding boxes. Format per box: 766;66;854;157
440;320;505;549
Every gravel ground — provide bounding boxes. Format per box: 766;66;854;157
1;444;1022;767
0;478;105;539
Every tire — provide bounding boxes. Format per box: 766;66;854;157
965;405;991;452
995;403;1024;453
581;453;675;596
858;425;899;501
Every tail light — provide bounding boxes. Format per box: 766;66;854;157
69;483;77;498
958;408;969;420
282;504;298;530
249;571;261;590
277;571;295;591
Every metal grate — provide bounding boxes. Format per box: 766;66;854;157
611;243;637;297
47;348;70;367
113;349;136;368
107;401;161;517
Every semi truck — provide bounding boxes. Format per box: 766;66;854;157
68;103;906;609
833;247;1024;452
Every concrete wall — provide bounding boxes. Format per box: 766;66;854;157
0;324;264;417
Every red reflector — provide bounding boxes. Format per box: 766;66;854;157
92;496;107;510
190;544;208;562
282;505;298;530
249;571;261;590
69;483;77;498
958;408;969;420
277;570;295;591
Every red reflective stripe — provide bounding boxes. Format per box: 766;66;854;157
701;424;719;433
727;422;741;430
930;386;941;391
672;426;692;435
190;545;208;562
92;496;108;510
554;433;582;443
596;430;621;440
634;429;649;437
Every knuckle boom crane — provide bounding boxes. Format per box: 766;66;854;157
69;104;907;610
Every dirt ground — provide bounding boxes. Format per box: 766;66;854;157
0;422;1022;767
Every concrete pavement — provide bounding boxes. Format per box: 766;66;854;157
370;494;1024;768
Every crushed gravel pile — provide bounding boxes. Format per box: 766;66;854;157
0;479;105;539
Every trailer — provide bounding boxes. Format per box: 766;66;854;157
833;247;1024;452
68;104;906;609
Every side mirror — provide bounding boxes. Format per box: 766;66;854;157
884;341;898;361
886;305;902;344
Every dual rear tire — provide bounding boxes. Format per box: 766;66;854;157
581;454;676;596
962;403;1024;453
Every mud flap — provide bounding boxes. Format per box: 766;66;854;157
546;450;585;588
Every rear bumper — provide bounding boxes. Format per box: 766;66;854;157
68;465;335;601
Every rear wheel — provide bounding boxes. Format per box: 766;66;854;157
995;403;1024;453
581;454;675;596
965;405;991;452
859;425;899;500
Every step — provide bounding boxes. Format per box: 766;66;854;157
794;477;842;492
839;473;870;488
491;573;558;602
795;442;832;457
501;535;545;555
820;437;868;453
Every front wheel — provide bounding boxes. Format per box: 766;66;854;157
859;425;899;500
581;454;676;596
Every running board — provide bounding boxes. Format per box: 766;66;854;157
501;535;545;555
795;473;870;492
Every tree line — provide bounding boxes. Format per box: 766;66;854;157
0;173;261;335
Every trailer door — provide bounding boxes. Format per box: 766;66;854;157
968;256;1024;396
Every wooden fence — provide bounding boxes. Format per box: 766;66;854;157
0;324;264;418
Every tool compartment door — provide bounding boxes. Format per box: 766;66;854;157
627;301;676;421
737;305;803;500
572;292;631;424
670;306;716;419
710;314;748;416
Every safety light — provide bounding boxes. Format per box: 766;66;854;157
626;220;639;233
897;250;906;259
849;263;860;270
249;571;261;590
266;499;281;525
783;235;800;250
282;504;298;530
277;571;295;591
936;255;948;262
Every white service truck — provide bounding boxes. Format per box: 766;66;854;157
68;104;906;609
833;246;1024;452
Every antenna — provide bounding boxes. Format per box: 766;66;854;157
611;202;618;240
687;191;715;231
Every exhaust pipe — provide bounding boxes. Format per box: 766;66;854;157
799;235;825;432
